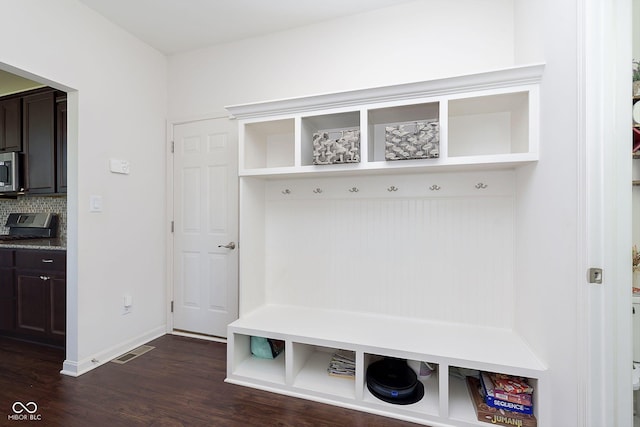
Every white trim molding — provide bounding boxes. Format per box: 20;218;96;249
226;64;545;120
60;326;166;377
581;0;633;425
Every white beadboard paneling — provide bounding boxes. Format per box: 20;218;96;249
263;172;515;328
265;170;515;201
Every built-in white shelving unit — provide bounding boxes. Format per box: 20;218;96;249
234;65;541;178
226;64;547;426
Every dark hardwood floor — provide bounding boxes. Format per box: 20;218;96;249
0;335;423;426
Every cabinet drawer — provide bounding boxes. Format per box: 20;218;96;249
0;249;13;267
15;250;66;272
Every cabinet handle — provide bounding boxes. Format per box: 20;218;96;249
41;259;54;263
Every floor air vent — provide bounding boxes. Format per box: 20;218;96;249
111;345;155;364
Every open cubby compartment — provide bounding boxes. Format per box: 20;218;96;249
447;366;539;427
290;342;357;400
361;352;439;418
447;91;531;158
228;332;286;386
301;110;361;167
367;101;440;163
242;118;296;170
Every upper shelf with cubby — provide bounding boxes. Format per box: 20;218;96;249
227;64;543;177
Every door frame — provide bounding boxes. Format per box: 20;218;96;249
581;0;633;425
165;112;235;341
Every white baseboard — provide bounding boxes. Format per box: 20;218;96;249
60;325;166;377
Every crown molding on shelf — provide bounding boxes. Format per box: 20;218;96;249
225;63;545;120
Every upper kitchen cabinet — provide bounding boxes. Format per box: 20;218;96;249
0;95;21;152
56;95;67;194
22;89;66;195
23;90;54;194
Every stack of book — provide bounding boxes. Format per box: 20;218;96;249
467;372;537;427
327;350;355;378
480;372;533;414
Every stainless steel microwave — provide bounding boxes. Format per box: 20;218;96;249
0;152;21;193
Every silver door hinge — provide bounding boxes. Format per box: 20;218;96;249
588;268;603;284
171;301;174;313
171;221;174;232
171;141;174;153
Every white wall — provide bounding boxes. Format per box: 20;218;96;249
0;0;168;374
512;0;581;423
168;0;515;119
634;0;640;61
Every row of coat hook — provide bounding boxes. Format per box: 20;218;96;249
281;182;489;195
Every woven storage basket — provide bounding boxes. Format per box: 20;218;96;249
312;128;360;165
385;120;439;161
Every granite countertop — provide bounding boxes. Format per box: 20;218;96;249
0;238;66;251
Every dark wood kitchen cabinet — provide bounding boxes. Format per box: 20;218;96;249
0;249;15;332
0;96;21;152
22;90;56;194
56;96;67;193
0;87;67;193
15;249;66;346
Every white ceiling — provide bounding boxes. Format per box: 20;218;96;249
77;0;415;55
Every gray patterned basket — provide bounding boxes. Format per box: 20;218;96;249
312;129;360;165
385;120;439;161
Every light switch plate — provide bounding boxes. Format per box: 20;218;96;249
110;159;130;174
89;195;103;212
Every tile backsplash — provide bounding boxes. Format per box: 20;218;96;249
0;195;67;241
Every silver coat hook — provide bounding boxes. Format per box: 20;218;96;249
475;183;488;189
313;188;322;194
429;185;441;191
387;186;398;192
282;189;291;195
348;187;359;193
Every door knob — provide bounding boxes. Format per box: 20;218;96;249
218;242;236;250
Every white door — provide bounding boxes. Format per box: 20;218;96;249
172;117;238;337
